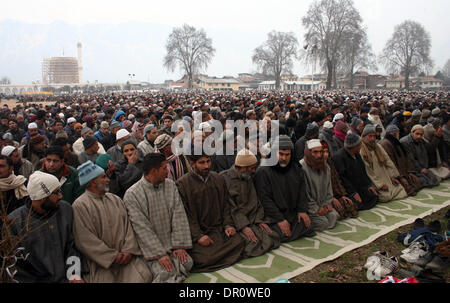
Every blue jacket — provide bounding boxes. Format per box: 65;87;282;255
397;227;444;249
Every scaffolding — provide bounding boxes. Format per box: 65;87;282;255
42;57;80;85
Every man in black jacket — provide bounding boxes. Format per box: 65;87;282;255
254;135;314;243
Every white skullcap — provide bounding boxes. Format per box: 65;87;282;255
58;113;65;119
1;146;16;157
67;117;77;124
116;129;130;141
333;113;344;123
307;139;322;150
28;122;38;130
323;121;334;129
27;171;61;201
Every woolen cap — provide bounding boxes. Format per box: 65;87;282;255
144;124;156;135
77;161;105;187
344;133;362;149
385;125;400;135
411;124;424;133
361;124;376;137
109;121;121;130
81;127;92;136
96;154;112;171
235;149;257;167
273;135;294;150
412;109;422;117
154;134;172;150
27;171;61;201
83;136;97;150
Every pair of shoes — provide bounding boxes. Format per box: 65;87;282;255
400;241;433;266
364;251;399;280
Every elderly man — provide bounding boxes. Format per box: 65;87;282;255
137;124;158;157
360;125;407;203
300;139;339;232
154;134;190;181
6;171;85;283
1;146;34;180
332;133;379;211
40;146;84;204
380;125;423;197
400;125;440;188
72;127;106;156
72;161;152;283
124;153;193;282
220;149;280;258
254;135;314;242
176;152;245;273
423;124;450;181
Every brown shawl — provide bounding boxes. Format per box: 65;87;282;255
360;137;388;169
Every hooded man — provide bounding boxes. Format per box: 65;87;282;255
220;149;280;258
6;171;85;283
360;125;407;203
124;153;193;282
254;135;314;242
300;139;340;232
295;123;319;161
319;121;340;157
72;161;153;283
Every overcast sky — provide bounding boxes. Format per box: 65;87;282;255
1;0;449;83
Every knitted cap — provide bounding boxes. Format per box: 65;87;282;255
351;117;363;128
154;134;172;150
100;121;109;129
411;124;424;133
421;109;431;119
77;161;105;187
273;135;294;150
144;124;155;135
27;171;61;201
95;153;112;171
109;121;121;130
361;124;376;137
235;149;257;167
81;127;92;136
83;136;97;150
116;129;130;141
344;133;362;149
385;124;400;135
412;109;422;117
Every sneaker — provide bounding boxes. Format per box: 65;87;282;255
400;241;433;266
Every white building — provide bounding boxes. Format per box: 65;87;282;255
258;80;325;91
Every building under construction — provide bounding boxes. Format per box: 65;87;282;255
42;42;83;85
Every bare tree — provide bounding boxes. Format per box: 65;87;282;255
252;31;299;90
380;20;433;90
163;24;215;89
340;27;377;88
443;59;450;79
0;77;11;85
302;0;363;89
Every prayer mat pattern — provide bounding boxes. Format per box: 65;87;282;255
185;179;450;283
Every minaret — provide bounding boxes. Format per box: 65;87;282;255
77;42;83;84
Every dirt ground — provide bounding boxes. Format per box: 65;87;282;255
290;206;450;283
1;99;56;108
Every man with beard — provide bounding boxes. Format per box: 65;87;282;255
360;125;407;203
220;149;280;258
319;121;340;157
300;140;339;232
6;171;85;283
72;161;153;283
400;125;440;188
124;153;193;282
176;151;245;273
1;146;34;180
40;146;84;204
332;133;379;211
254;135;314;242
380;125;423;197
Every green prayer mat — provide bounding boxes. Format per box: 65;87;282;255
185;180;450;283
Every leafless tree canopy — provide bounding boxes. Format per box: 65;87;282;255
380;20;433;89
252;31;299;90
443;59;450;79
163;24;215;89
302;0;364;89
